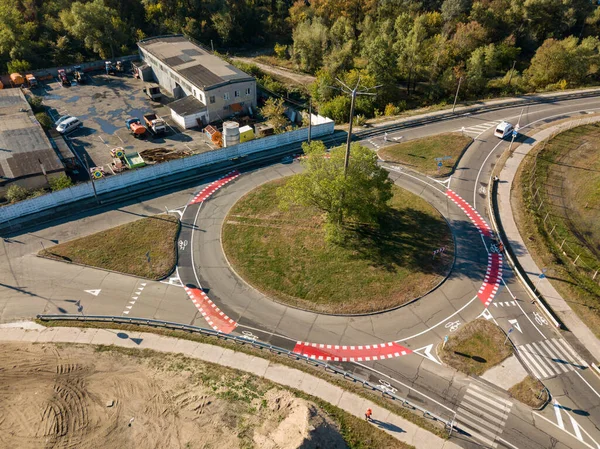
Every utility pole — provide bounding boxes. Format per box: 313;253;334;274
507;60;517;86
452;76;462;113
307;97;312;144
82;156;100;205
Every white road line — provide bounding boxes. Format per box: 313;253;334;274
520;345;551;378
575;370;600;401
469;384;513;408
537;340;570;373
460;397;509;422
534;411;599;449
556;338;588;367
457;407;505;435
457;420;497;447
554;401;565;429
570;414;584;441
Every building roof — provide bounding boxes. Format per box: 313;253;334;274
0;90;63;185
169;95;207;117
138;35;254;91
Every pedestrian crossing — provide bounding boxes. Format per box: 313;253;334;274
492;300;518;308
455;383;513;448
457;121;501;136
517;338;588;380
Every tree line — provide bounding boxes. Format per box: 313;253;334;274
1;0;599;119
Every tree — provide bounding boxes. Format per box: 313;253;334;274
7;59;30;74
260;97;288;132
278;142;393;241
60;0;128;59
35;112;53;129
441;0;472;23
292;18;328;73
49;174;74;192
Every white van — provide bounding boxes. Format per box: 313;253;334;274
494;121;514;139
56;117;82;134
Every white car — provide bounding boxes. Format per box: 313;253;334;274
55;115;73;126
494;121;514;139
56;117;83;134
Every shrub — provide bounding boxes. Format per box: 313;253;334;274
274;43;288;59
353;114;366;126
7;59;30;74
384;103;401;116
49;174;73;192
28;95;44;113
6;185;30;203
35;112;53;130
319;95;351;123
28;189;46;199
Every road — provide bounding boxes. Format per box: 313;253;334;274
2;95;600;449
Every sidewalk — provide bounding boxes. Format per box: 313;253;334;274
0;322;460;449
496;116;600;362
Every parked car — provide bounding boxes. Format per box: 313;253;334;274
56;117;82;134
58;69;71;86
494;121;514;139
55;115;73;126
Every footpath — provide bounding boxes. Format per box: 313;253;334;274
496;115;600;362
0;322;461;449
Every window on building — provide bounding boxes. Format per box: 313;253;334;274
209;96;215;104
224;92;230;101
234;90;240;97
245;87;251;96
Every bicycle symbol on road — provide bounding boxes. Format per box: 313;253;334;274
479;186;487;195
445;321;461;332
178;239;188;251
490;244;500;253
241;330;260;341
378;380;397;395
533;311;548;326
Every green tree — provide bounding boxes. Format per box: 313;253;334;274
35;112;53;129
441;0;471;23
278;143;393;241
274;43;288;59
60;0;128;59
49;174;73;192
7;59;30;74
292;18;328;73
260;97;288;132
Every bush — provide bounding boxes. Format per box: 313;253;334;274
274;43;288;59
28;95;44;113
319;95;351;123
353;114;366;126
35;112;53;130
28;189;46;199
384;103;401;116
49;174;73;192
6;185;30;203
7;59;30;74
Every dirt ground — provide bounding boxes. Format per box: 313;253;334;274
0;342;348;449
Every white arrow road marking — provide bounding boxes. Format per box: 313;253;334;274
84;289;101;296
141;283;147;287
479;308;494;321
132;296;138;300
413;344;441;365
508;319;522;333
135;291;142;295
123;311;130;315
129;301;135;304
126;305;133;309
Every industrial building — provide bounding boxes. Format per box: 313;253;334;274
137;35;257;128
0;90;64;197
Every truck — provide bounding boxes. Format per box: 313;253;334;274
126;118;146;137
25;74;38;88
143;84;162;101
143;113;167;135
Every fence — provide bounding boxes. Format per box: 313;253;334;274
36;313;456;433
526;116;600;286
0;117;334;223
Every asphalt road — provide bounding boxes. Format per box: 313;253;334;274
2;95;600;449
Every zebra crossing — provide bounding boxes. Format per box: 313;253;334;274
517;338;588;380
457;121;501;136
492;300;518;308
454;383;512;448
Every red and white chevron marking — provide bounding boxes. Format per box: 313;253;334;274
189;170;240;205
445;189;492;237
293;341;412;362
184;286;238;334
478;252;502;306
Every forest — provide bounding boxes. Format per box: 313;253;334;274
1;0;599;119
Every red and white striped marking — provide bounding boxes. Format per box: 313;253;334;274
478;252;502;306
189;170;240;205
293;341;412;362
445;189;492;237
184;286;238;334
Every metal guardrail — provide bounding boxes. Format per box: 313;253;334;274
37;313;456;434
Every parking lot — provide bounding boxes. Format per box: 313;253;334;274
35;71;214;177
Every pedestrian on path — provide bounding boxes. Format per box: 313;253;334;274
365;408;372;421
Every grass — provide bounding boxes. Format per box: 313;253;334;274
222;179;454;314
37;318;447;439
378;133;473;177
439;319;513;376
39;214;180;280
508;375;548;409
86;344;414;449
514;123;600;337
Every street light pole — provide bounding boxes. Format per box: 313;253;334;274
344;87;357;177
307;97;312;144
452;76;462;113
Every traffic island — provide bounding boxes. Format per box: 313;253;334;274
38;214;180;280
378;133;472;177
439;319;513;376
222;178;454;314
508;375;549;409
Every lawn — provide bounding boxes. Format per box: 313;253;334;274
39;214;180;280
508;375;547;408
378;133;473;177
514;123;600;337
439;319;513;376
222;178;454;314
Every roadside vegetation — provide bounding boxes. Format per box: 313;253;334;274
514;123;600;337
223;142;453;314
378;133;473;177
509;375;548;409
439;319;513;376
39;214;180;280
1;1;599;121
37;318;447;439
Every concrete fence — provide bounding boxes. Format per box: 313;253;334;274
0;117;334;223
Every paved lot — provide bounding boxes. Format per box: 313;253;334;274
34;72;213;175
